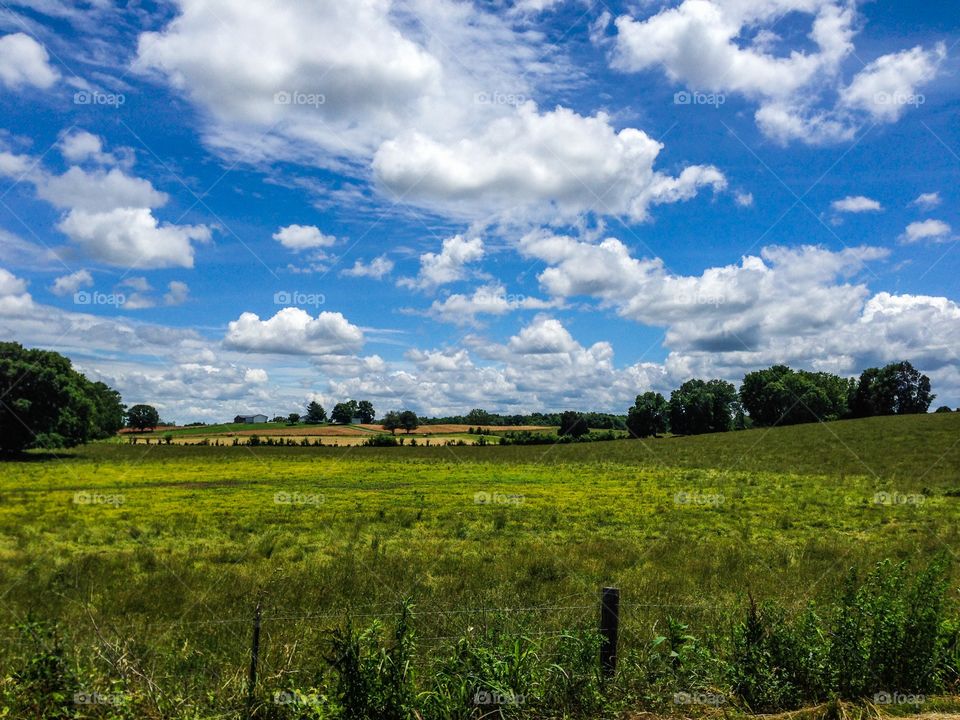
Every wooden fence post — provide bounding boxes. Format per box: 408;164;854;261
245;599;262;719
600;586;620;678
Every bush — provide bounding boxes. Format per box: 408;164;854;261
326;602;416;720
3;620;80;719
363;434;399;447
732;556;951;710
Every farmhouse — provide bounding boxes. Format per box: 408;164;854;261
235;413;267;424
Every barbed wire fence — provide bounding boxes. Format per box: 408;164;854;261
3;587;763;718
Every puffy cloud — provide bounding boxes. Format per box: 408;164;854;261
0;267;34;315
507;315;579;354
58;130;114;164
374;103;726;223
519;229;889;353
2;139;212;269
427;282;557;325
734;191;754;207
224;307;364;355
136;0;723;224
0;150;32;177
831;195;882;213
244;368;269;383
900;219;951;244
38;166;168;212
50;269;93;296
911;192;941;210
611;0;945;144
273;224;337;251
0;32;59;90
57;207;212;269
399;234;485;290
840;44;946;122
0;267;292;421
340;255;394;279
163;280;190;306
135;0;443;158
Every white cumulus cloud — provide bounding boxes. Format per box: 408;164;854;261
0;33;59;90
273;224;337;251
224;307;364;355
900;219;951;244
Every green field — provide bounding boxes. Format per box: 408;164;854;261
3;413;960;718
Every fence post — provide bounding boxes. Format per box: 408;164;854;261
599;586;619;678
245;599;262;719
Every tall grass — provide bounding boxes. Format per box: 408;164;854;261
3;559;957;718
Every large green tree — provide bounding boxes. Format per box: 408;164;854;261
626;392;669;438
0;342;124;452
399;410;419;434
382;410;401;434
126;404;160;431
331;400;359;424
668;378;737;435
852;361;934;416
558;410;588;439
357;400;375;424
304;401;326;424
466;408;492;426
740;365;852;427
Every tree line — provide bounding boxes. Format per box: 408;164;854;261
423;408;626;430
626;360;938;438
0;340;947;454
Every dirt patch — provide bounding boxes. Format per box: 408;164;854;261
376;424;554;434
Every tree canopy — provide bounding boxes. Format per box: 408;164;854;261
558;410;589;438
852;361;934;416
626;392;669;438
399;410;419;433
357;400;375;424
331;400;359;424
305;401;327;424
127;404;160;431
0;342;126;452
739;365;852;427
668;379;737;435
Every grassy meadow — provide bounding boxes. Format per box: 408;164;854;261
2;412;960;717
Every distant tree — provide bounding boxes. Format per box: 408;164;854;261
287;413;301;425
740;365;851;427
669;378;737;435
357;400;375;424
558;410;589;438
466;408;492;426
852;361;934;416
399;410;419;434
331;400;359;424
271;415;286;423
626;392;669;438
382;410;401;434
127;404;160;432
305;401;327;424
233;415;244;424
935;405;953;413
581;412;627;430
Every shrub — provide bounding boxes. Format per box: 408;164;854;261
363;434;399;447
326;602;416;720
4;620;80;719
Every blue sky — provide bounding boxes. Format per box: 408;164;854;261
0;0;957;422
